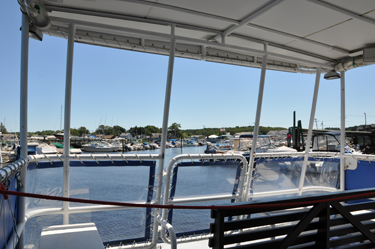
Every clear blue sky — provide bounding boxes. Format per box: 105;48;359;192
1;1;374;133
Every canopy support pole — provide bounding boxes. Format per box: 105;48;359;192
299;67;321;193
340;71;346;190
245;43;268;201
17;13;30;249
153;25;176;246
63;23;76;225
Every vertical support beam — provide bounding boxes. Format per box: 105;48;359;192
340;71;345;190
201;46;206;60
63;23;76;225
17;13;30;249
316;202;330;248
299;67;321;192
245;43;268;201
221;33;226;44
153;25;176;246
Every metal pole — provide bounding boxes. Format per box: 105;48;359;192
153;25;176;245
63;23;76;225
340;71;345;190
245;43;268;201
298;67;321;192
17;13;30;249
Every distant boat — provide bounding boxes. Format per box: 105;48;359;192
52;142;82;154
36;143;58;154
27;142;39;155
81;141;120;152
206;134;297;156
53;133;64;140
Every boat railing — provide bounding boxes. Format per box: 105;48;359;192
25;153;161;249
0;158;28;249
3;152;375;248
160;153;249;244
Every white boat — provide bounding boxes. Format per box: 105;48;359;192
3;1;375;249
81;141;120;152
149;143;160;149
35;143;58;154
225;134;297;156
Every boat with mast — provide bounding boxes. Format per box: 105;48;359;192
3;1;375;249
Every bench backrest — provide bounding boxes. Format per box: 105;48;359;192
209;189;375;249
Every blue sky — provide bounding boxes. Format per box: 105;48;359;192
1;1;374;133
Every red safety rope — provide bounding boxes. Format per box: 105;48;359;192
0;183;8;199
1;189;375;210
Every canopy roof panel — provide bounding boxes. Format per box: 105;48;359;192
20;0;375;73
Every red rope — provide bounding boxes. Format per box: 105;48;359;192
1;189;375;210
0;183;8;199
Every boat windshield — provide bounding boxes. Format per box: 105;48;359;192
231;136;277;151
313;134;341;152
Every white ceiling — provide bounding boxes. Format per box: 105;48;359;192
25;0;375;73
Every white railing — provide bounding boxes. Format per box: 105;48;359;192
14;152;375;248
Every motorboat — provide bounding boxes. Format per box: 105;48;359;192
52;142;82;154
81;141;120;152
35;143;58;154
311;131;362;154
225;134;297;157
3;1;375;249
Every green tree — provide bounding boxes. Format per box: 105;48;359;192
0;122;8;134
144;125;160;136
113;125;126;136
129;126;146;137
168;122;181;137
70;128;80;136
77;126;90;137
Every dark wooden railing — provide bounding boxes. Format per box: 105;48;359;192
209;188;375;249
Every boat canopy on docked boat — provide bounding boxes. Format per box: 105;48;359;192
3;1;375;249
226;134;297;157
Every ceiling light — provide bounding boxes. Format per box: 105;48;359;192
324;70;341;80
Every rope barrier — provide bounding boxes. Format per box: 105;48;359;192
1;189;375;210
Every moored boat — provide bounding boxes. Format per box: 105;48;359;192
81;141;120;152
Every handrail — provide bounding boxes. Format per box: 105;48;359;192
160;153;248;244
156;216;177;249
0;158;28;186
27;153;161;163
15;152;367;248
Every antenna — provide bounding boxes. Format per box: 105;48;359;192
314;118;319;129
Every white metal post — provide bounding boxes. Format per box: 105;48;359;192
63;23;76;225
17;13;30;249
153;25;176;246
340;71;346;190
298;67;321;192
245;43;268;201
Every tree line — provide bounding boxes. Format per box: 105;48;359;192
0;122;289;138
3;121;367;138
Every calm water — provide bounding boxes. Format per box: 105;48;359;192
25;146;241;247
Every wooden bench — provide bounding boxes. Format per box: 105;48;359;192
39;223;104;249
209;189;375;249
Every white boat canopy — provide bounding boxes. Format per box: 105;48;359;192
19;0;375;74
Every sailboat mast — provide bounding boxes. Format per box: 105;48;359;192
60;105;63;132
